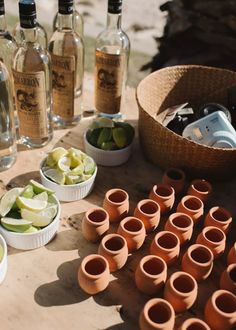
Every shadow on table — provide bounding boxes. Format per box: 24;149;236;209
6;171;40;189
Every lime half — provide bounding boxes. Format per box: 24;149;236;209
0;188;24;217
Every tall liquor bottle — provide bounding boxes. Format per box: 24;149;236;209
0;0;17;74
12;21;48;49
0;60;17;171
95;0;130;116
49;0;84;127
12;0;53;148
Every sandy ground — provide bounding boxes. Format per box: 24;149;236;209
6;0;167;55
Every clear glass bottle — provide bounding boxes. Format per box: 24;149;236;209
94;0;130;116
53;6;84;39
0;0;17;74
0;60;17;171
12;21;48;49
49;0;84;127
12;0;53;148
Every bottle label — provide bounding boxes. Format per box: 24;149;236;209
51;54;75;119
12;70;48;139
95;50;126;114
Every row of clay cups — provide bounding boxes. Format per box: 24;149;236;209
139;289;236;330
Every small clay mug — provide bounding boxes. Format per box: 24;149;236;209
187;179;212;202
117;216;146;252
204;206;232;233
135;255;167;295
149;184;175;215
177;318;211;330
182;244;214;282
98;233;128;272
220;263;236;294
103;188;129;223
164;271;198;313
150;230;180;265
196;226;226;259
228;242;236;265
164;212;193;246
78;254;110;295
81;207;109;243
204;290;236;330
139;298;175;330
162;167;186;195
134;199;160;233
177;195;204;224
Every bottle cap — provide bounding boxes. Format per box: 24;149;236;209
0;0;5;15
19;0;37;29
58;0;73;15
108;0;122;14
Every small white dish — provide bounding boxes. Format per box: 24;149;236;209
0;234;7;284
83;133;133;166
40;158;97;202
0;195;61;250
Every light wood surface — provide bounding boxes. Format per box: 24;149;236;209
0;76;235;330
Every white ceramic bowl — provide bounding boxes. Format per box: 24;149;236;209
40;158;97;202
0;195;61;250
0;234;7;284
83;133;133;166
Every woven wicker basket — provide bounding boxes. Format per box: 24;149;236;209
137;65;236;179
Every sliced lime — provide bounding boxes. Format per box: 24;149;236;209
1;217;32;233
0;244;4;262
81;174;92;181
0;188;24;217
50;147;68;163
21;185;34;198
65;174;83;185
57;156;71;172
44;169;65;185
16;196;47;211
30;179;54;195
83;156;96;175
46;153;56;167
71;163;84;175
21;205;57;227
33;191;48;202
68;147;85;168
24;226;39;233
112;127;127;149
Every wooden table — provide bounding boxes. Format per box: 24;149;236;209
0;76;235;330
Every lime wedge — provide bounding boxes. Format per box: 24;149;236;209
112;127;127;148
21;205;57;227
21;185;34;198
24;226;39;233
1;217;32;233
0;188;24;217
71;163;84;175
0;244;4;262
65;174;83;185
44;169;65;185
83;156;96;175
30;180;54;195
46;153;56;167
57;156;71;172
90;117;114;130
68;147;85;167
33;191;48;202
50;147;68;163
16;196;47;211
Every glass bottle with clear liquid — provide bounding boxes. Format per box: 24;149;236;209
95;0;130;117
0;60;17;171
12;0;53;148
49;0;84;127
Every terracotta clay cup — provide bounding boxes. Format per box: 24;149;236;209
117;216;146;252
78;254;110;295
204;206;232;234
164;212;193;246
182;244;214;282
164;271;198;313
177;318;211;330
162;167;186;195
228;243;236;265
139;298;175;330
135;255;167;295
204;290;236;330
187;179;212;203
150;230;180;265
81;207;109;243
149;184;175;215
103;188;129;223
220;263;236;294
177;195;204;224
134;199;160;233
196;226;226;259
98;233;128;272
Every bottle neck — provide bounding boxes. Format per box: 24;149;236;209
57;13;73;30
106;12;122;30
21;27;38;44
0;13;6;31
